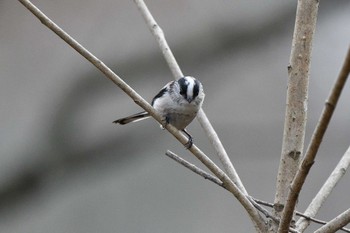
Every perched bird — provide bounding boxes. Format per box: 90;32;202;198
113;76;205;148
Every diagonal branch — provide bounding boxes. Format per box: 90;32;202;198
165;148;266;232
18;0;265;231
314;208;350;233
296;144;350;232
165;150;223;187
133;0;182;79
279;46;350;233
165;151;270;219
166;151;273;222
133;0;247;195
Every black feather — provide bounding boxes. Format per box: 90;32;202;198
151;86;167;106
178;77;188;99
193;79;200;99
113;111;149;124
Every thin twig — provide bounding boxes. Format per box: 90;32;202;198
254;198;350;233
17;1;265;231
133;1;182;79
165;151;271;223
247;197;300;233
314;209;350;233
296;144;350;232
133;0;247;195
273;0;319;232
166;151;272;223
165;150;223;187
164;152;266;233
279;45;350;233
248;197;278;222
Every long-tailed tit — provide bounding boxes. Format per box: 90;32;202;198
113;76;205;148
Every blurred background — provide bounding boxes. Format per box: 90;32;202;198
1;0;350;232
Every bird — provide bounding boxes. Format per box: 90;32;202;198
113;76;205;148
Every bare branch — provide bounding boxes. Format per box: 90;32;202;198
273;1;319;231
255;199;350;233
196;109;246;191
133;0;247;195
246;197;300;233
133;0;182;79
314;209;350;233
279;45;350;233
165;150;223;187
245;197;300;233
165;148;266;232
296;144;350;232
248;197;280;227
173;141;266;232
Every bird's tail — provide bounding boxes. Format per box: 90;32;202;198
113;111;150;125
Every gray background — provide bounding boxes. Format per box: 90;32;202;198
1;0;350;232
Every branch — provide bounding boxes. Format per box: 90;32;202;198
18;0;265;232
247;197;300;233
255;199;350;233
296;144;350;232
133;0;247;195
166;151;271;223
165;149;267;233
314;209;350;233
273;1;319;231
165;150;223;187
279;45;350;233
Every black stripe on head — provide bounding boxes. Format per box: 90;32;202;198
151;86;167;106
178;77;188;100
193;79;200;99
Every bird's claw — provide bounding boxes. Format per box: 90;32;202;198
182;129;193;149
160;116;170;130
184;136;193;149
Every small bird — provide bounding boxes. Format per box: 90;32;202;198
113;76;205;148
